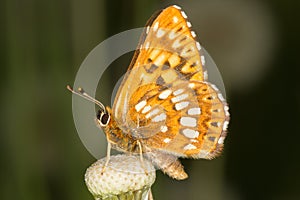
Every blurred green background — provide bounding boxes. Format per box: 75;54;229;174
1;0;300;199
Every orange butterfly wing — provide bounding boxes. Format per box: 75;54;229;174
112;5;229;159
113;5;206;126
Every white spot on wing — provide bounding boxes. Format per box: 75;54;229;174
224;105;229;111
135;100;146;112
201;55;205;66
218;136;225;144
175;101;189;110
223;121;229;131
145;109;160;119
181;11;187;19
184;144;197;150
218;93;225;101
188;107;201;115
173;89;184;96
156;28;165;38
164;138;171;143
204;70;208;80
169;30;178;40
187;21;192;27
142;105;151;114
196;42;201;50
224;105;230;116
152;113;167;122
173;5;181;10
191;31;196;38
159;89;172;99
171;93;188;103
172;39;181;49
145;42;150;49
182;128;199;138
173;16;178;23
180;117;197;127
153;22;159;31
160;125;168;133
146;26;150;34
211;84;219;91
191;139;199;143
189;83;195;88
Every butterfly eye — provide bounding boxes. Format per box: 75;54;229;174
98;110;110;127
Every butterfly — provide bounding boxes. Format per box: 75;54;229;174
68;5;229;180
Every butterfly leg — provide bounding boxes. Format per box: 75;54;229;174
101;142;112;175
148;189;153;200
137;140;148;175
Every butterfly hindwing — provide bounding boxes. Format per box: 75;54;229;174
127;80;229;159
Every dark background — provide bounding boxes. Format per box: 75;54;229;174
1;0;299;199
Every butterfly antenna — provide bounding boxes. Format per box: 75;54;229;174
66;85;106;113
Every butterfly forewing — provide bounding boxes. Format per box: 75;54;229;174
113;5;208;132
